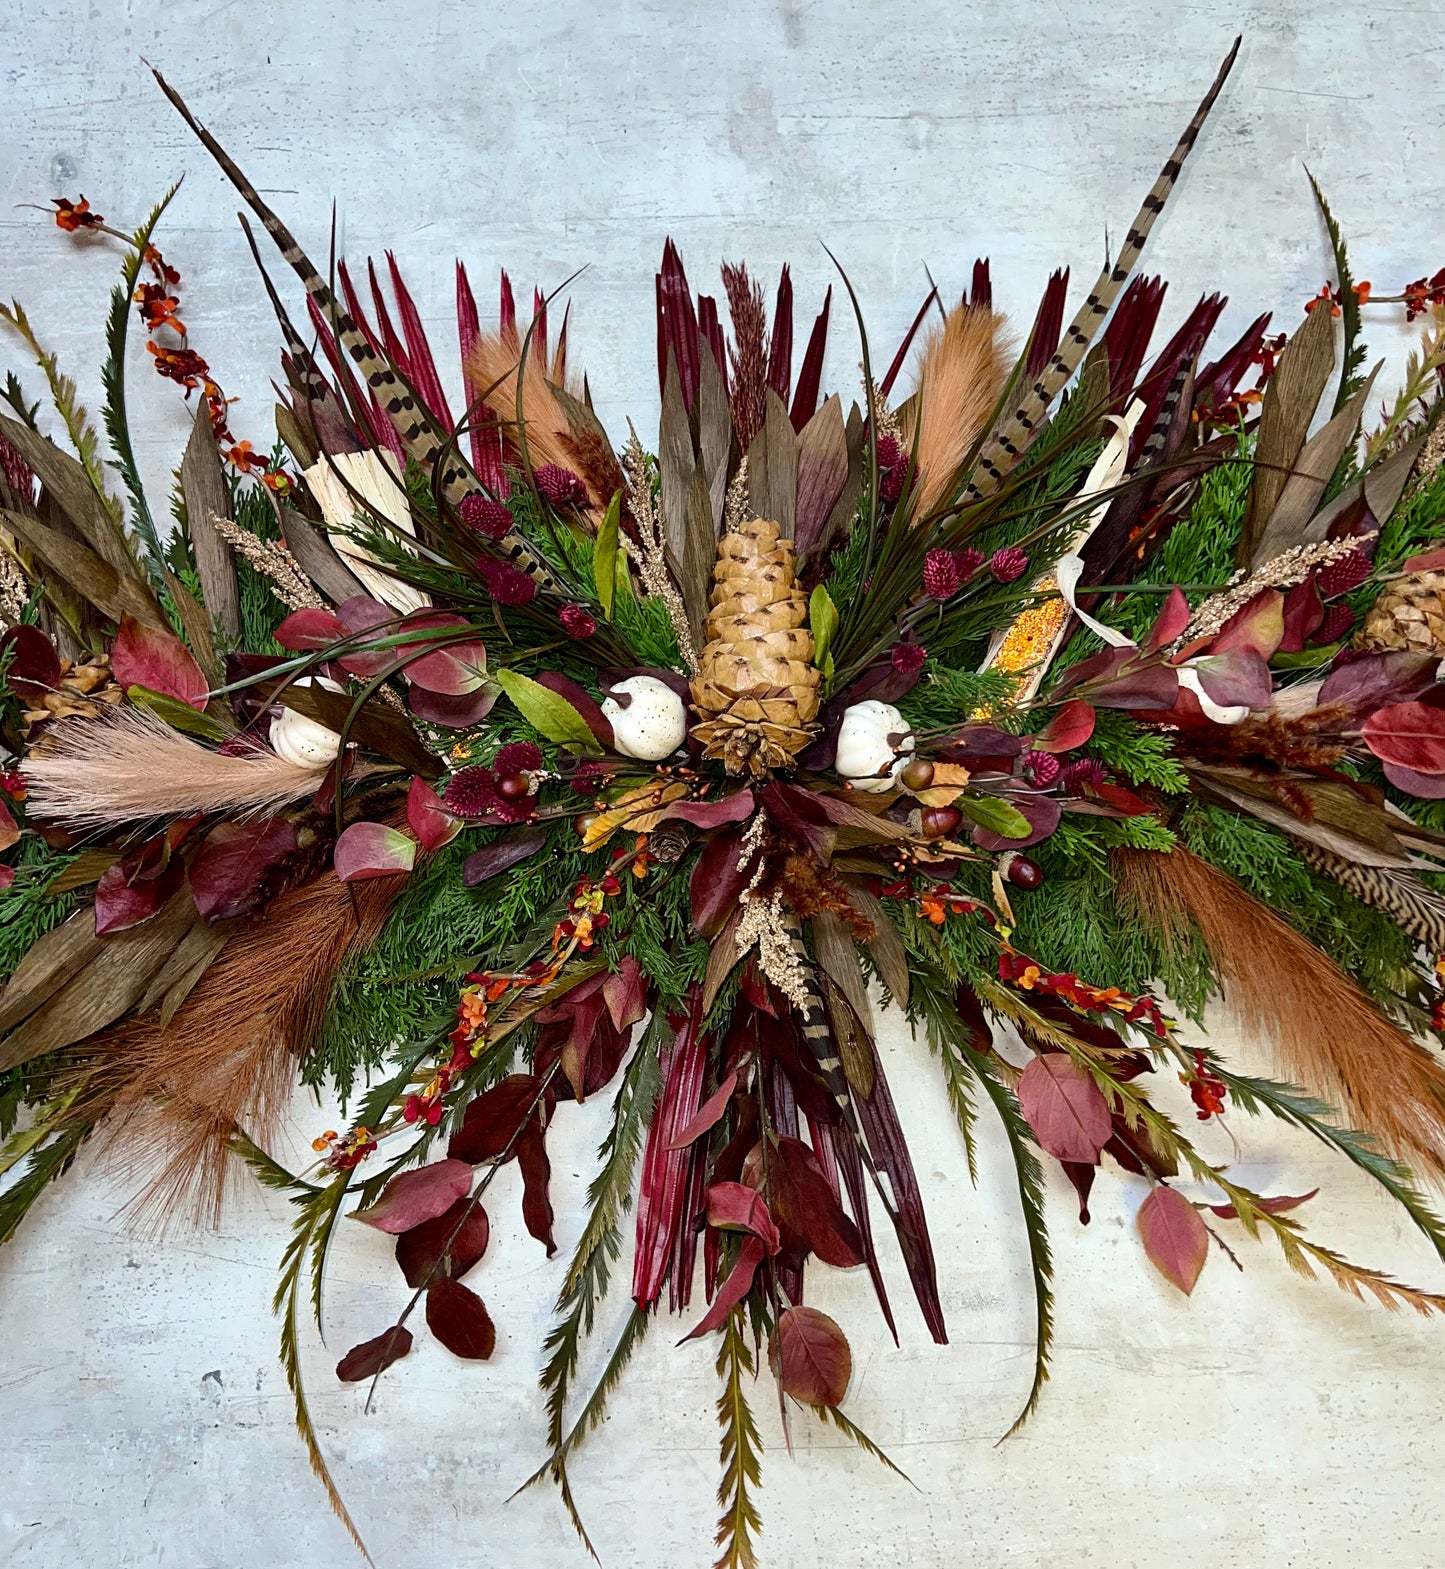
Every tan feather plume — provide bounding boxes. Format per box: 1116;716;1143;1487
465;333;612;517
68;868;400;1229
901;302;1012;518
1116;845;1445;1177
23;708;326;828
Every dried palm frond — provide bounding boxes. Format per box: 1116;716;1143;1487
901;302;1012;517
23;707;327;827
1117;844;1445;1177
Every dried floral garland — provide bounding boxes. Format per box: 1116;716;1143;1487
6;40;1445;1565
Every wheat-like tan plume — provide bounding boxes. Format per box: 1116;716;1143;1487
1117;845;1445;1178
901;303;1012;518
23;708;326;828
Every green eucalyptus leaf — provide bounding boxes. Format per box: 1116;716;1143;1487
594;490;620;621
960;795;1032;840
809;584;839;681
126;686;227;741
495;669;600;751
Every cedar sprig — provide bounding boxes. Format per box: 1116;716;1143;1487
714;1307;764;1569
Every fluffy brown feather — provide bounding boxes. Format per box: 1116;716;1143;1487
1116;844;1445;1177
465;333;608;516
66;868;400;1229
901;303;1012;518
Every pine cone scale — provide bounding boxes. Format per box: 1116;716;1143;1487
690;516;821;775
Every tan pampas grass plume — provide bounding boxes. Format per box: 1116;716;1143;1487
70;867;401;1229
23;708;326;828
901;302;1012;517
1116;844;1445;1177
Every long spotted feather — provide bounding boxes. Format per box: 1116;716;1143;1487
1292;840;1445;954
152;70;563;595
965;38;1240;501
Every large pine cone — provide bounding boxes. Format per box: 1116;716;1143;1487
1358;570;1445;655
690;517;821;775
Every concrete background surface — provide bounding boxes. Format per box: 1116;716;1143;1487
3;3;1445;1566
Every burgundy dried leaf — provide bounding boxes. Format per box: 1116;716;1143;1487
690;828;751;939
706;1180;781;1254
768;1135;864;1268
1190;649;1273;711
1137;1185;1209;1295
334;595;401;680
462;827;547;886
1318;650;1438;714
333;820;417;881
1362;701;1445;775
395;1197;490;1287
1211;588;1285;660
1061;1160;1096;1224
771;1305;851;1407
1032;699;1096;754
1145;587;1191;654
406;683;500;729
448;1073;547;1163
666;790;755;830
188;817;298;923
970;792;1062;852
335;1325;413;1382
425;1277;496;1359
110;612;209;712
1383;761;1445;798
274;607;348;651
680;1235;765;1341
406;775;460;853
1208;1188;1318;1220
0;798;16;854
0;624;61;700
403;626;488;696
603;956;647;1031
94;843;184;934
349;1158;473;1234
517;1122;556;1256
668;1070;739;1150
1278;577;1325;653
1017;1054;1112;1165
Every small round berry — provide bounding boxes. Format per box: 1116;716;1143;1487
496;771;531;801
573;811;600;839
1006;854;1044;890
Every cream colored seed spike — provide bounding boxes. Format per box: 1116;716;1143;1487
689;516;822;776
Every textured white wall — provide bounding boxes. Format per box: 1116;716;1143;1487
3;3;1445;1566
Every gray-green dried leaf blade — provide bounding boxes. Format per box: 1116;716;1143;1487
1252;363;1381;563
1304;433;1425;545
1;507;162;628
696;346;731;531
179;401;241;639
810;909;873;1030
747;390;798;537
137;917;232;1017
0;892;196;1072
794;394;848;553
0;906;104;1034
162;568;223;689
0;410;139;581
1241;302;1336;564
805;401;865;565
844;883;909;1007
277;507;368;606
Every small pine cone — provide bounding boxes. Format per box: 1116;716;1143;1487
1357;570;1445;655
647;817;694;864
690;516;821;776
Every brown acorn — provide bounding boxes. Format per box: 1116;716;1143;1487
689;517;822;776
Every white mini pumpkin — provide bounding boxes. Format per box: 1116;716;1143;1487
834;699;914;792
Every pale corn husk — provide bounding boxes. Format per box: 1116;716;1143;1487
303;449;431;613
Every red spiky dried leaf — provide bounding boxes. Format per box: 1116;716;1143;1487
395;1197;489;1287
1024;267;1070;381
790;286;831;432
0;624;60;700
336;1326;413;1382
425;1277;496;1359
767;265;793;405
879;285;939;399
1137;1184;1209;1295
771;1305;851;1407
386;252;454;428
